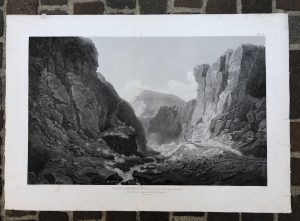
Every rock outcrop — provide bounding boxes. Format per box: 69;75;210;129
180;99;197;140
147;106;182;144
28;37;148;183
190;44;266;157
132;90;186;145
132;90;186;144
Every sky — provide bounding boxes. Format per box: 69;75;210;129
90;36;264;102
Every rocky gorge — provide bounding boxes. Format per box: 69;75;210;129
28;37;151;184
28;37;267;186
190;45;267;158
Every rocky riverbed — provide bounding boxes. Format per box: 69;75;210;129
29;138;266;186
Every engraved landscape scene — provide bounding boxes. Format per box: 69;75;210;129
28;37;267;185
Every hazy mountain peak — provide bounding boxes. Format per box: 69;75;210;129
131;90;186;118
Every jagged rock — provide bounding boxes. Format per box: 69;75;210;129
256;97;266;111
29;37;146;145
44;118;69;142
131;90;186;146
205;55;230;103
229;120;247;132
242;131;255;140
224;49;234;70
117;100;148;153
193;64;210;83
225;119;233;129
28;37;149;184
50;109;64;124
180;99;196;139
231;131;244;140
209;114;224;133
214;120;226;136
258;119;267;132
113;157;148;172
102;126;138;156
67;73;101;138
209;118;217;132
67;144;85;156
55;103;78;129
191;64;210;125
190;44;266;154
46;72;70;104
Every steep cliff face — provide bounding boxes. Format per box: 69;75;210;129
29;37;147;165
180;99;197;140
147;106;182;144
190;44;266;157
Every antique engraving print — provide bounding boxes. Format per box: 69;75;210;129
28;36;267;186
5;15;290;212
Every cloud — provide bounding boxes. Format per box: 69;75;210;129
158;71;197;101
186;71;195;83
118;80;150;102
118;71;197;102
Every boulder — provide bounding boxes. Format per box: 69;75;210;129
231;131;244;140
256;97;266;111
246;110;255;123
113;157;148;172
259;119;267;132
102;126;138;156
242;131;255;142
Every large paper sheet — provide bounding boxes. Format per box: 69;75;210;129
5;14;290;212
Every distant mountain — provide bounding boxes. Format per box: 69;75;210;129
131;90;186;118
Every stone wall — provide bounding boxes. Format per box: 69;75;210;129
1;0;300;221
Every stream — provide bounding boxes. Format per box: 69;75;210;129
102;142;267;185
